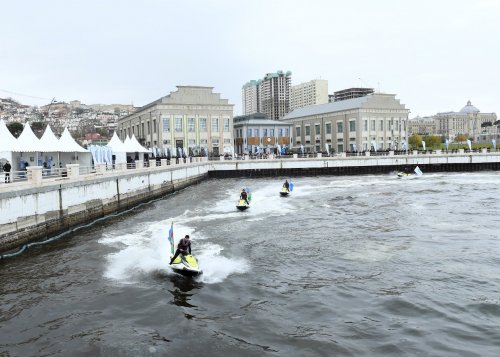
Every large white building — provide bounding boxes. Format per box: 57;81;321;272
117;86;234;156
435;100;497;142
290;79;328;111
282;93;409;153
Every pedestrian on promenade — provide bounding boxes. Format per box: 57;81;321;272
3;160;11;183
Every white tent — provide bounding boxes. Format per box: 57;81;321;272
14;122;43;168
0;119;21;164
129;134;150;153
58;128;91;167
106;132;128;164
39;124;64;170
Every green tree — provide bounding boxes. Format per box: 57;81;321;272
7;122;23;138
31;121;46;137
408;133;422;149
424;135;442;148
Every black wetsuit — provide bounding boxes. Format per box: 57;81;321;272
240;191;249;204
283;181;289;191
170;238;192;263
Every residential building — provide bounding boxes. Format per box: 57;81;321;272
333;87;374;102
259;71;292;120
242;80;261;115
233;113;293;155
281;93;409;153
117;86;234;156
435;100;497;142
290;79;328;111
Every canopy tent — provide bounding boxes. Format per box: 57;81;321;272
122;134;149;163
38;124;65;170
0;119;21;164
58;128;92;167
105;132;128;163
12;122;43;169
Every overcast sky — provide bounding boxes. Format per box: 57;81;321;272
1;0;498;117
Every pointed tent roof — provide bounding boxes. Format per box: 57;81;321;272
106;132;129;153
128;134;150;153
15;122;42;152
39;124;63;152
59;128;88;152
0;119;21;152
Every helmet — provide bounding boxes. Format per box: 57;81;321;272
242;188;246;191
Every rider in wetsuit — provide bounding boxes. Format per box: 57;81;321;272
283;179;290;191
240;188;249;204
169;235;192;264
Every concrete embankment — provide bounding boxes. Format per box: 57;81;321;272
2;151;500;254
0;163;209;254
208;152;500;178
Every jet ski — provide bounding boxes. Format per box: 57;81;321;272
167;223;202;277
169;254;202;277
397;172;413;178
236;199;250;211
280;186;290;196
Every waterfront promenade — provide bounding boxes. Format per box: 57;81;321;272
1;150;500;255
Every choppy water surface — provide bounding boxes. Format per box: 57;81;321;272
1;172;500;356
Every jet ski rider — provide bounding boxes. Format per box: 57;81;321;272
240;188;249;204
169;235;192;264
283;179;290;192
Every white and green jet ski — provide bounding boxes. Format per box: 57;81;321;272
169;254;202;277
167;223;202;277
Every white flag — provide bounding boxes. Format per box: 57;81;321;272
466;139;472;151
422;141;426;151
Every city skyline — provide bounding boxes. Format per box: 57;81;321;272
1;0;498;118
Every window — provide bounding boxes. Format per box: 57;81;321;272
315;124;320;135
364;120;368;131
305;126;310;136
146;121;150;134
338;144;344;152
350;121;355;132
247;129;252;137
337;122;343;133
163;139;170;144
223;118;230;132
370;120;375;131
211;117;219;132
285;128;289;137
153;120;157;133
188;139;196;145
175;117;183;132
278;128;283;137
142;123;145;136
296;127;301;136
379;120;384;131
199;118;207;132
224;138;230;144
325;123;331;134
162;118;170;132
269;128;274;136
262;128;268;136
254;128;259;137
188;118;195;132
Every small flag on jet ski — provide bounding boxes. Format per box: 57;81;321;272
289;179;294;192
414;166;423;177
168;223;174;255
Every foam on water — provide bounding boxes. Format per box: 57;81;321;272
100;217;248;284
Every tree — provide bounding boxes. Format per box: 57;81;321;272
31;121;46;138
408;133;422;149
455;134;467;143
481;121;492;128
7;122;23;138
424;135;442;148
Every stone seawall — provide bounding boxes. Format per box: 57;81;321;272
0;164;209;254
